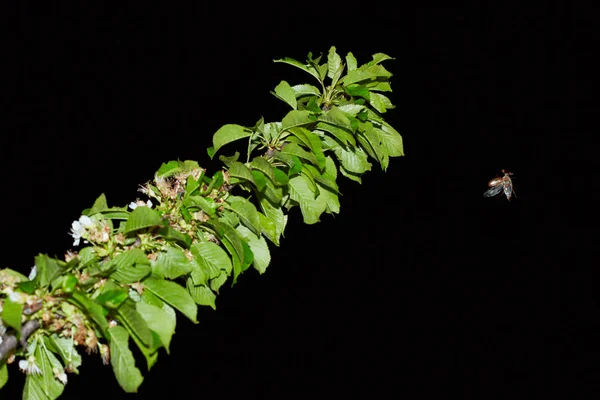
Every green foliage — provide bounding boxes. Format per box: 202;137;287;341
0;46;403;398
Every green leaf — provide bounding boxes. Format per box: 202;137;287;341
183;195;218;217
317;183;340;214
288;175;328;224
374;120;404;157
70;290;109;335
143;277;198;323
259;197;287;241
152;246;193;279
95;287;129;310
273;80;297;110
2;296;23;332
186;279;217;310
250;156;275;182
116;299;153;348
345;85;370;100
257;212;278;246
341;64;393;85
280;143;318;167
346;52;357;71
272;168;289;186
370;52;394;65
334;145;372;174
109;249;152;284
190;241;233;280
368;92;394;113
124;206;162;234
227;161;255;184
274;57;322;84
226;196;261;236
211;124;252;157
281;110;313;131
44;334;82;373
0;363;7;390
136;300;176;353
251;170;266;191
34;254;65;289
157;224;192;247
155;160;201;178
109;326;144;393
318;106;353;130
209;220;245;267
327;46;344;86
315;122;356;147
23;342;65;400
236;226;271;274
291;84;321;97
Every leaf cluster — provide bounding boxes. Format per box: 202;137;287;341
0;46;403;398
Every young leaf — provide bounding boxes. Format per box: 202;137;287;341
124;207;162;234
272;80;297;110
2;296;23;332
211;124;252;157
346;52;358;71
274;57;322;84
251;169;267;191
136;300;176;353
143;277;198;324
109;326;144;393
327;46;344;86
236;225;271;274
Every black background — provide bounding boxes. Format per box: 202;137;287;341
4;3;595;399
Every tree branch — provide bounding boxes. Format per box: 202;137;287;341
0;320;41;363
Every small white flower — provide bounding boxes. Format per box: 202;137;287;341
109;320;118;328
79;215;94;228
28;265;37;280
19;356;42;375
53;367;68;385
9;291;25;304
129;199;153;210
69;216;94;246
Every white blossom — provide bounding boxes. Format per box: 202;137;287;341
19;356;42;375
9;291;25;304
129;199;153;210
53;367;68;385
69;215;94;246
28;265;37;280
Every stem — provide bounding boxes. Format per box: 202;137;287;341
0;320;41;362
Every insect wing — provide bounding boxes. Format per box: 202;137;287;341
483;184;503;197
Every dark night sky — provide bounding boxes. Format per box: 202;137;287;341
4;3;596;399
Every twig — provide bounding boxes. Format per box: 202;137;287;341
0;320;41;362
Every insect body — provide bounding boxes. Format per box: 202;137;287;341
483;170;516;201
